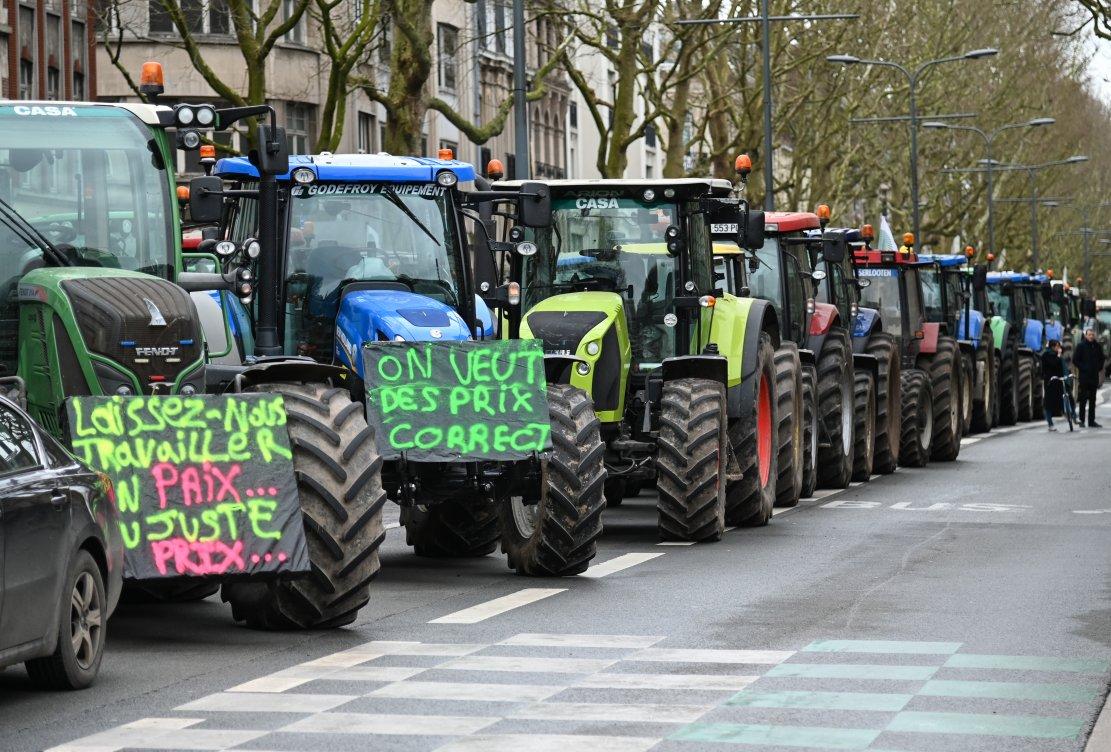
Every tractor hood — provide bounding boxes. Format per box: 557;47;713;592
334;289;494;376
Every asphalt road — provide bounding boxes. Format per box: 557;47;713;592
4;397;1111;752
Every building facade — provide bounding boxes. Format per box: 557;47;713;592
1;0;96;101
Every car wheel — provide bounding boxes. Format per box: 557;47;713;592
25;550;105;690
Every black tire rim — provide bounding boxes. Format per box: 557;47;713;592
70;571;102;671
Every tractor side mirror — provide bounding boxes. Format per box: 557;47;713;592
189;176;224;223
743;209;765;250
254;124;290;176
517;182;552;228
821;231;847;263
972;265;987;291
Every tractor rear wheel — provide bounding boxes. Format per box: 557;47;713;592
899;369;934;468
224;382;386;630
851;371;876;481
800;364;818;498
402;499;500;557
816;327;854;489
865;332;900;474
657;378;727;541
959;350;974;436
970;341;993;433
499;384;606;576
725;334;778;526
1017;353;1034;422
773;343;803;508
924;336;962;462
998;349;1019;425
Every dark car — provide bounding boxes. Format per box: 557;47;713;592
0;395;122;689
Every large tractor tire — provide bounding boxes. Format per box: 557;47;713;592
923;336;962;462
958;350;974;436
998;349;1019;426
402;499;499;557
865;332;900;474
499;384;606;576
1017;353;1034;422
223;383;386;630
657;377;727;541
990;348;1002;428
725;334;778;526
970;336;995;434
800;364;818;498
816;327;854;489
898;369;934;468
773;343;804;508
851;371;876;481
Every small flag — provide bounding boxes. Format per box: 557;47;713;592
877;215;898;251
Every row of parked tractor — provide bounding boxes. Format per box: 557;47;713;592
0;65;1103;689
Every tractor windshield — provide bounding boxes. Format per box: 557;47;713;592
987;286;1015;322
0;105;173;279
919;267;945;323
524;196;687;365
857;268;903;337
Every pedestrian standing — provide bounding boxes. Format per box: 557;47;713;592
1041;340;1065;431
1073;328;1106;428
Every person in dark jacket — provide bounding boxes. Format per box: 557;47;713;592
1041;340;1065;431
1074;328;1106;427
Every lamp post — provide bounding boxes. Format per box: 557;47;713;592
922;117;1055;256
827;48;999;248
678;9;858;209
512;0;529;178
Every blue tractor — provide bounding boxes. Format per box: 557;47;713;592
212;153;607;576
985;271;1039;423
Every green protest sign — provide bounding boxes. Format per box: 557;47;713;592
362;340;552;462
66;394;311;581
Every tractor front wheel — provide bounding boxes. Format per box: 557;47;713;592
499;384;606;576
224;382;386;630
725;334;779;526
923;336;962;462
970;341;994;434
959;350;974;436
657;378;727;541
898;369;934;468
851;371;876;481
866;332;901;474
773;342;803;508
800;364;819;498
998;349;1019;426
816;327;854;489
1017;353;1034;422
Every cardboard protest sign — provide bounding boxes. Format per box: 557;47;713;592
67;394;310;581
362;340;553;462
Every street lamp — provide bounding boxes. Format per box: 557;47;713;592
922;117;1056;255
827;48;999;249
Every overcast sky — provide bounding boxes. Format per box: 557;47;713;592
1086;26;1111;104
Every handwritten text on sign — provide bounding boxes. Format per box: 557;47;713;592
67;395;310;580
362;340;552;462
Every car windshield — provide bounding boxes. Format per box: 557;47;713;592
0;105;173;279
524;196;681;366
987;286;1013;321
920;267;944;323
857;268;903;337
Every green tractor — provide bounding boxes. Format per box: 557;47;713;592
0;66;385;629
498;179;779;540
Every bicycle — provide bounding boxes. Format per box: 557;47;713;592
1051;373;1077;432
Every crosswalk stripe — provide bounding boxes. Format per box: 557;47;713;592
435;733;660;752
576;672;758;690
945;654;1110;673
44;722;265;752
177;691;356;713
767;663;938;680
919;679;1100;702
630;648;794;665
369;680;562;702
501;633;664;649
282;711;499;736
511;700;710;723
887;710;1085;739
438;654;618;674
803;639;962;654
726;689;912;712
430;588;566;624
579;552;665;579
671;722;880;748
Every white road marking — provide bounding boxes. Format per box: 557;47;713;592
45;718;264;752
435;733;660;752
723;526;736;532
772;507;792;516
511;700;709;723
384;522;400;530
577;672;758;690
1086;670;1111;752
437;654;618;674
961;437;982;445
629;648;794;664
282;711;499;736
301;643;415;668
177;691;356;713
369;680;562;702
579;552;665;578
227;665;336;693
501;633;664;649
429;588;566;624
657;540;695;546
329;665;428;682
1073;509;1111;515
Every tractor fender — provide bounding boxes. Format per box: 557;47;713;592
806;301;840;356
798;347;816;367
852;306;881;343
958;308;985;346
1023;318;1045;353
223;359;351;391
543;354;586;385
957;340;975;359
852;352;879;380
992;318;1014;356
727;298;780;419
661;354;729;387
918;322;942;355
1044;319;1063;344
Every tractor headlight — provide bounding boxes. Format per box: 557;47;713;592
116;385;132;396
215;240;237;257
175;105;195;126
194;105;216;127
576;361;591;376
180;384;197;396
585;341;600;356
244;238;262;259
436;170;459;187
179;129;201;150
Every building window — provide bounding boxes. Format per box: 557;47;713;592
283;0;306;44
480;146;492;173
209;0;230;34
46;69;60;100
72;20;87;99
148;0;227;35
18;60;32;99
437;24;458;92
18;5;34;99
149;1;173;33
645;123;657;149
357;111;376;153
285;102;314;154
569;101;578;129
493;1;508;54
378;17;391;63
476;0;487;49
73;72;85;100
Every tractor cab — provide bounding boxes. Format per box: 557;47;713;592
852;243;929;367
916;254;975;340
